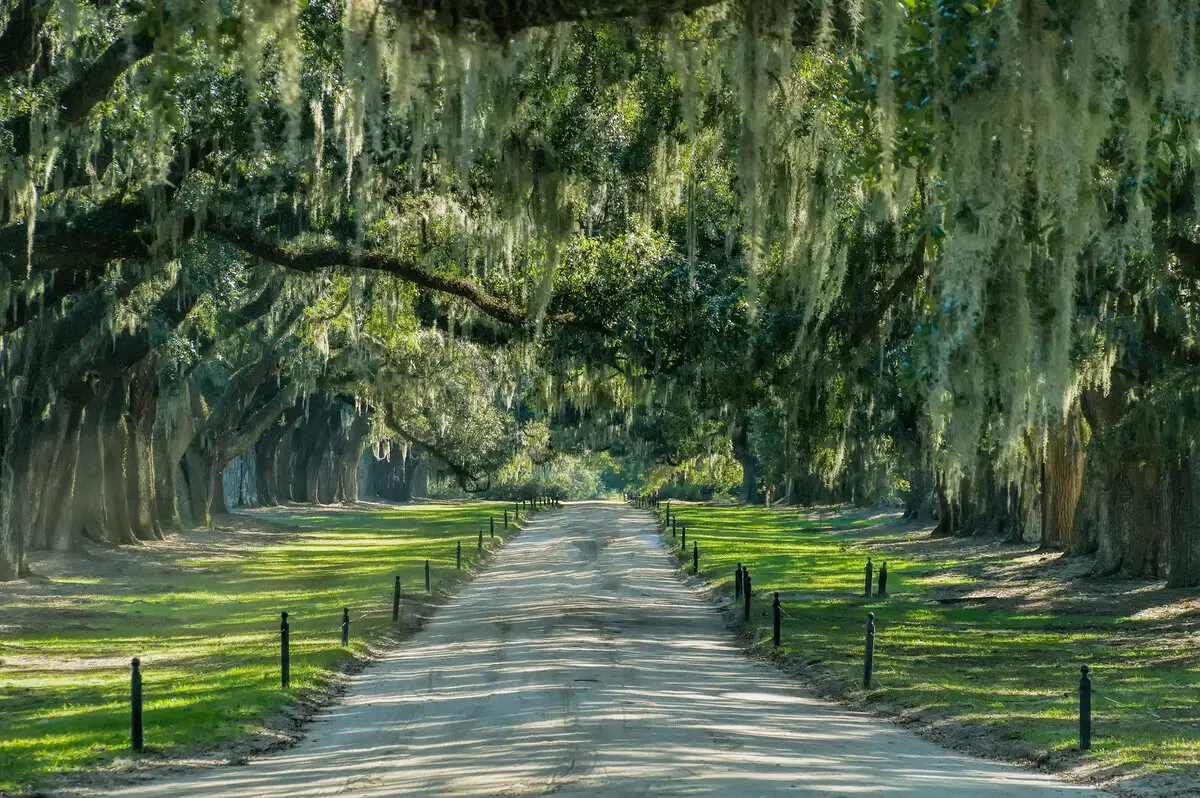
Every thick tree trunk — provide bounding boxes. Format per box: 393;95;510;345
40;404;84;552
101;386;138;545
126;364;163;541
334;412;371;503
732;423;761;505
408;451;428;499
276;431;296;503
178;448;218;527
1165;450;1199;588
1040;411;1085;551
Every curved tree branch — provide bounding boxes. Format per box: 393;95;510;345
6;29;156;157
211;226;600;333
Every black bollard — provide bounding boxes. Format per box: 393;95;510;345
392;575;401;622
1080;665;1092;750
864;557;873;598
743;570;752;622
681;525;686;548
456;541;462;570
425;559;431;592
672;519;677;538
878;561;888;598
864;612;875;689
478;530;484;552
735;563;743;600
773;593;781;648
491;517;495;538
341;607;350;647
693;540;699;574
130;657;143;752
281;611;290;689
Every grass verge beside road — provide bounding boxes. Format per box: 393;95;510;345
0;501;525;794
655;502;1200;793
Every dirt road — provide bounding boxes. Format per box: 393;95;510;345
101;502;1099;796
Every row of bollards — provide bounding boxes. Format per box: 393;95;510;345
628;492;660;509
756;582;1095;751
126;503;538;753
652;506;1096;752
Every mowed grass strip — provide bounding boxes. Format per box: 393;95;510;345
0;502;520;793
658;504;1200;779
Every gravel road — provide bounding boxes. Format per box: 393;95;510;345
102;501;1100;797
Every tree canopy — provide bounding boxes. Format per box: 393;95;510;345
2;0;1199;585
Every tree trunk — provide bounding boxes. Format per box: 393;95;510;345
126;363;163;541
1041;411;1085;551
41;404;84;552
732;423;761;504
1165;450;1198;587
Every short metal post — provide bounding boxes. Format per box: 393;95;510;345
1080;665;1092;750
864;557;873;598
672;519;677;538
772;593;781;648
425;559;431;592
131;657;143;752
478;530;484;552
743;570;752;622
504;510;509;528
693;540;699;574
456;541;462;570
341;607;349;647
735;563;743;600
864;612;875;689
681;525;686;548
281;611;290;689
392;575;401;621
490;517;495;538
878;561;888;598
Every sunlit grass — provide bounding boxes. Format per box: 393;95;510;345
663;504;1200;779
0;502;518;793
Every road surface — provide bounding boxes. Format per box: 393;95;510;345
102;502;1099;796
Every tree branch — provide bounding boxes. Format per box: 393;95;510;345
6;29;155;157
0;0;52;80
390;0;722;38
211;226;587;331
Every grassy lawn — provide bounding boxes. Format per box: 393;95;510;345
658;503;1200;784
0;501;525;794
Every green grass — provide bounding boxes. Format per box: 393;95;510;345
661;504;1200;780
0;502;523;794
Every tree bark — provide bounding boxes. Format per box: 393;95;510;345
1041;410;1086;551
1165;450;1199;587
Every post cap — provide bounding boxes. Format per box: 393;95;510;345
281;610;288;619
868;612;875;620
1081;664;1090;674
343;607;349;615
132;657;140;667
